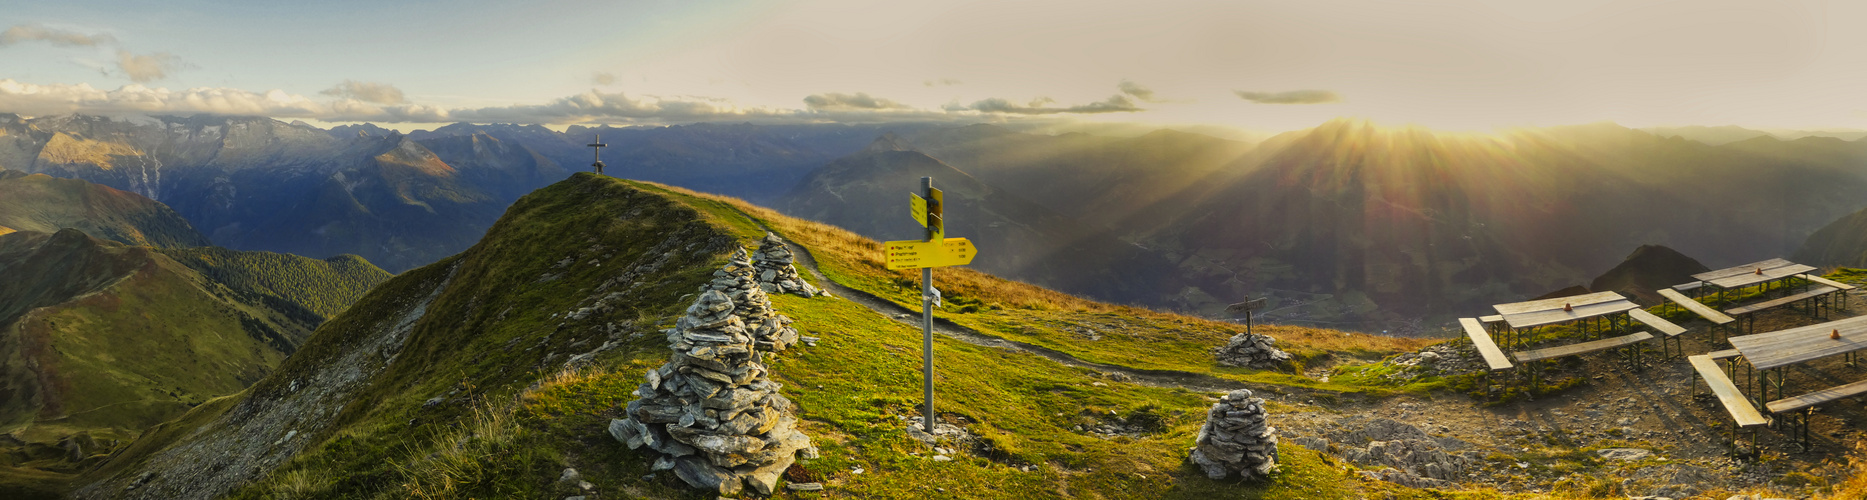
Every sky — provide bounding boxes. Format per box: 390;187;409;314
2;0;1865;134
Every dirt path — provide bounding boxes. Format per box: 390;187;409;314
774;235;1258;394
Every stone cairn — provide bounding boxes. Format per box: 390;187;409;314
707;247;800;353
609;289;817;496
1214;333;1293;369
1188;389;1279;480
751;233;824;298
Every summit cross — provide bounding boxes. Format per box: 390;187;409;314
587;135;608;175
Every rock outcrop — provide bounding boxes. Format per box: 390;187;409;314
751;233;823;297
704;247;800;352
1188;389;1278;480
610;288;816;496
1323;418;1474;490
1214;333;1293;369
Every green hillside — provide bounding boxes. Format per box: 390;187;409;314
0;230;389;499
71;173;1434;499
155;247;391;319
0;169;210;249
69;172;1867;500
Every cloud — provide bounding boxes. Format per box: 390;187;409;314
319;80;407;104
803;92;912;111
1;79;1144;126
1233;89;1342;104
1118;80;1158;102
0;79;323;118
923;78;962;87
116;51;183;82
957;95;1142;115
0;24;116;47
592;72;616;85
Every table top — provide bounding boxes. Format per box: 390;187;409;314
1492;291;1638;329
1729;314;1867;370
1693;258;1817;290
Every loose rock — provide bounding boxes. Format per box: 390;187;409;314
751;233;826;297
697;247;800;353
611;284;817;496
1213;333;1293;369
1187;389;1278;480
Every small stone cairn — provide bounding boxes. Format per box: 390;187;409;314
751;233;823;297
705;247;799;352
1214;333;1293;369
1188;389;1279;480
609;289;816;496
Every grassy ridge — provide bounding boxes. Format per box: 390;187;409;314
155;247;391;320
143;173;743;498
86;175;1462;499
632;182;1432;386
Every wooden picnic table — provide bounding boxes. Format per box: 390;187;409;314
1492;291;1639;330
1728;314;1867;371
1692;258;1817;291
1726;314;1867;446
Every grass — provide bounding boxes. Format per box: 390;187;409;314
79;174;1505;499
629;181;1432;388
156;247;391;320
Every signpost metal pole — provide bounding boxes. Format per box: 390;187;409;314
921;176;936;434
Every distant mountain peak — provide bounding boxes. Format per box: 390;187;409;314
863;133;910;153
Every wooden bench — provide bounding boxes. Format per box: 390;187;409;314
1766;379;1867;414
1706;349;1740;360
1459;317;1513;371
1801;274;1857;291
1688;354;1770;455
1673;281;1707;293
1658;288;1734;326
1765;378;1867;447
1801;274;1855;309
1513;331;1654;363
1688;355;1771;427
1511;331;1654;388
1629;308;1688;358
1724;285;1840;333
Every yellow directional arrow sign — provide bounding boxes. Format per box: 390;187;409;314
910;193;928;227
884;237;976;270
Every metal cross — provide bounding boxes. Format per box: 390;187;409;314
587;134;608;175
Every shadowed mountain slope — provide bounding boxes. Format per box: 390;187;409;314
0;168;208;248
0;115;561;272
779;137;1183;305
1588;245;1711;305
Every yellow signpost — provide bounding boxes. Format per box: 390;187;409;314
883;238;975;270
892;177;977;433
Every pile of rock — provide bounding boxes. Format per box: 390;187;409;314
704;247;800;353
751;233;823;297
1321;418;1476;490
1187;389;1279;480
609;289;817;496
1214;333;1293;369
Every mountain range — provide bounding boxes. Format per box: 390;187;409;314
14;113;1867;330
